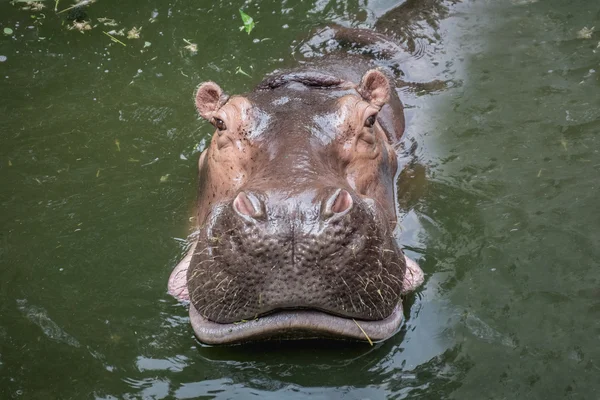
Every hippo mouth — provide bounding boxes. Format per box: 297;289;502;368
189;302;404;345
169;242;422;345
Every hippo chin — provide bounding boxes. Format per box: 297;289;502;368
168;31;424;345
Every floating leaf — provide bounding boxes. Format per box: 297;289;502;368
560;138;568;151
577;26;595;39
106;28;125;36
3;28;13;35
143;41;151;48
97;17;118;27
68;21;92;32
235;66;251;78
127;26;141;39
239;9;255;35
160;174;170;183
115;139;121;152
183;38;197;54
22;1;45;11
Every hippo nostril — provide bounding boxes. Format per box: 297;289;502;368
233;191;263;219
332;189;353;214
323;189;353;218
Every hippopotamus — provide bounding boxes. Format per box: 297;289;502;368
168;27;425;345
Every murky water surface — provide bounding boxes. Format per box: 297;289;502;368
1;0;599;398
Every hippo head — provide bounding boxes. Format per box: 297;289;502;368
174;67;423;344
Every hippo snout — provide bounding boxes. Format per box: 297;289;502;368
187;189;405;325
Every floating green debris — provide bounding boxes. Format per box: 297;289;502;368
160;174;170;183
103;31;126;46
96;169;100;177
11;0;45;8
235;66;251;78
115;139;121;152
577;26;595;39
183;38;197;54
3;28;14;35
143;41;151;48
127;26;141;39
239;9;255;35
106;28;124;36
57;0;96;14
149;10;158;23
68;20;91;32
8;160;12;167
560;138;568;151
30;13;46;26
16;1;45;11
97;17;118;27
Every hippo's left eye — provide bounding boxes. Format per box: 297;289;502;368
214;118;227;131
365;114;377;128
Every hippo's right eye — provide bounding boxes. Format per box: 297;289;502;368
365;114;377;128
214;118;227;131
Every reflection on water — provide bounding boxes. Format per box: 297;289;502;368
17;299;81;348
1;0;599;398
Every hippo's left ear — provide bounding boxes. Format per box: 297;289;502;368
357;69;390;109
195;82;229;120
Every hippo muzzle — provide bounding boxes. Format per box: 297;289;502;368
191;186;403;319
168;58;424;344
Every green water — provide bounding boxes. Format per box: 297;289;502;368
1;0;599;398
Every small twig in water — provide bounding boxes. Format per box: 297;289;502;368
353;319;373;346
57;0;95;14
103;31;126;46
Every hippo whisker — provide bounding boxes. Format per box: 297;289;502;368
201;290;238;320
213;276;232;291
191;246;215;259
364;295;385;319
356;293;369;309
188;268;207;283
372;274;400;299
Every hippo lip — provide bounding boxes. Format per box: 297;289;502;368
188;301;404;345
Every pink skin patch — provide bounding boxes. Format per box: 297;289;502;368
168;241;424;303
167;241;195;302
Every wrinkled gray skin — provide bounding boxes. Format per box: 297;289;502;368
169;28;424;345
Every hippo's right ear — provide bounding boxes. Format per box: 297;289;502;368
357;69;390;109
195;82;229;120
